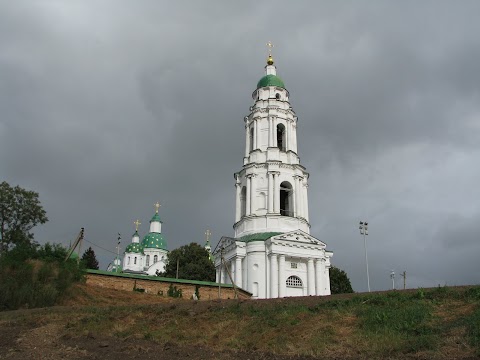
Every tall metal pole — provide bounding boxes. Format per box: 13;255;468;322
364;231;370;292
360;221;370;292
390;270;395;290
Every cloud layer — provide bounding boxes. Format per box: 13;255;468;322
1;1;479;291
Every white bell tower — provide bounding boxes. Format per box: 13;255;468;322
233;49;310;238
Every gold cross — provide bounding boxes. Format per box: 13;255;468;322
205;229;211;242
133;219;141;231
266;41;274;56
154;201;161;213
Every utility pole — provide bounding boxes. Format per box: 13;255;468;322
176;258;179;279
359;221;370;292
400;271;406;290
116;233;121;273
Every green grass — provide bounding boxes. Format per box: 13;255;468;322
1;285;479;359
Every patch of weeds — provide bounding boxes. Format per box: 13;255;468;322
357;299;437;355
464;287;480;301
465;306;480;354
167;284;182;298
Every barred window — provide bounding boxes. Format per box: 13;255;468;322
290;262;298;269
286;275;302;288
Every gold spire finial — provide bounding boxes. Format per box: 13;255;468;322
154;202;161;213
134;219;141;231
205;229;211;243
266;41;274;65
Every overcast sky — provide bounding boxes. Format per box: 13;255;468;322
1;1;479;292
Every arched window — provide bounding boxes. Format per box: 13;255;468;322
146;255;150;267
277;123;286;151
240;186;247;217
280;181;293;216
154;255;158;263
286;275;303;288
249;127;254;152
128;256;130;265
134;257;137;265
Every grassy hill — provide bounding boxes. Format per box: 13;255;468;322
0;284;479;359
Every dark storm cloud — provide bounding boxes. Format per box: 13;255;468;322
1;1;479;291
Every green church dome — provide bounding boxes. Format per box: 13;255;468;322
257;74;285;89
125;242;143;254
142;232;167;250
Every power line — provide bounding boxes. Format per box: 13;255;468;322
83;238;118;256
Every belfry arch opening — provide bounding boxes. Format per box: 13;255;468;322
277;123;286;151
280;181;293;216
240;186;247;217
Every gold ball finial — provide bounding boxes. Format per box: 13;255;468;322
267;54;274;65
266;41;274;65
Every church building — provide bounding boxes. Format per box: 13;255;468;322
213;50;333;299
122;203;169;276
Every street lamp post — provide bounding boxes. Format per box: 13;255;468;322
390;270;395;290
359;221;370;292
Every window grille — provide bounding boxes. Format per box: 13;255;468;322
286;275;302;288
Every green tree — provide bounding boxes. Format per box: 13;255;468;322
159;242;215;282
81;247;99;269
0;181;48;252
329;266;354;294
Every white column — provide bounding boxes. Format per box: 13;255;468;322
292;123;298;153
273;117;277;147
253;120;258;150
274;173;280;213
245;125;250;157
307;258;315;296
270;254;278;298
315;259;324;295
250;175;255;215
235;257;242;287
294;177;300;218
220;265;225;283
298;177;304;218
278;255;286;298
235;183;241;222
268;117;273;147
304;183;309;222
246;176;251;216
285;121;289;151
216;267;221;283
324;267;331;295
230;261;235;284
267;172;274;213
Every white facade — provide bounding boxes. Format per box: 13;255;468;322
213;55;333;299
122;209;168;276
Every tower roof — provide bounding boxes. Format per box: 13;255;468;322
150;212;162;223
257;74;285;89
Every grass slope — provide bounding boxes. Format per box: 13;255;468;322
1;285;479;359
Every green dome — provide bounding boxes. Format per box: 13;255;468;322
142;232;167;250
69;252;79;260
257;74;285;89
125;242;144;254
